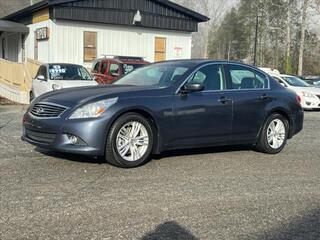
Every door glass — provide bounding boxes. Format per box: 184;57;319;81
92;61;100;72
100;62;108;74
227;65;268;90
188;65;224;91
36;66;47;79
109;64;120;75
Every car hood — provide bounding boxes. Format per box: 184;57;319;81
290;86;320;95
50;80;98;88
35;84;155;107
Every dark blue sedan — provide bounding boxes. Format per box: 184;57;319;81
22;60;304;168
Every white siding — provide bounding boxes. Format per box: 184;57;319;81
26;20;52;63
29;20;191;67
24;20;192;66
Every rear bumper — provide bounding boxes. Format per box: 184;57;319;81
289;109;304;138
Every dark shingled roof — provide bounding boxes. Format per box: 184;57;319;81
2;0;209;22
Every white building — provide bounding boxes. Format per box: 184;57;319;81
0;0;208;67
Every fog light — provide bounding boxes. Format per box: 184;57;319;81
68;135;78;144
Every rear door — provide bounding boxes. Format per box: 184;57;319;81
223;64;272;143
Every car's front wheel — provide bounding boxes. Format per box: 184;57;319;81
105;113;154;168
256;113;289;154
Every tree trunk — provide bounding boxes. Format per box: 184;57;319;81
285;0;292;74
298;0;309;76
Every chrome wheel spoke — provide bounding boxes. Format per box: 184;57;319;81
118;143;130;157
135;136;149;146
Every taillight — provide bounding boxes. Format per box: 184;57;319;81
296;95;302;105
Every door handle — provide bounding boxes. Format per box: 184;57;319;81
261;94;272;100
218;96;232;104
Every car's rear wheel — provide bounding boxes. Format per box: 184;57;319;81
105;113;154;168
256;113;289;154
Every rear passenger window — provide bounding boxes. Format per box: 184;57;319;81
188;65;224;91
100;62;108;74
227;65;268;90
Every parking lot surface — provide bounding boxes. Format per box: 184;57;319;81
0;105;319;240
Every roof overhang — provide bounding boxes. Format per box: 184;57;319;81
0;20;29;33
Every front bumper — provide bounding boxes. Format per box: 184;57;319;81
301;97;320;110
22;112;112;156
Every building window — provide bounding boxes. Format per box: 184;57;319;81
84;31;97;62
155;37;166;62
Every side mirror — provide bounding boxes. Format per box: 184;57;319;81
181;83;205;93
280;82;287;87
37;75;46;81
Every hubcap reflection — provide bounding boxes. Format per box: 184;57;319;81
116;121;149;161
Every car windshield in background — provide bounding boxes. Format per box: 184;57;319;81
114;63;190;87
282;76;310;87
49;64;93;81
122;64;145;75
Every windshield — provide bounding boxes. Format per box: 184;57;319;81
49;64;93;81
282;76;309;87
114;63;190;87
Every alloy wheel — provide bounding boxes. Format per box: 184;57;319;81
116;121;149;162
267;119;286;149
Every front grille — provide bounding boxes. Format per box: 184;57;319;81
30;103;67;118
25;129;56;144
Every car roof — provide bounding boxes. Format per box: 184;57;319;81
43;63;84;67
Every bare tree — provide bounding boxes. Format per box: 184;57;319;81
173;0;237;58
298;0;310;75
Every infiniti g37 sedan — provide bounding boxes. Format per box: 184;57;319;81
22;60;304;168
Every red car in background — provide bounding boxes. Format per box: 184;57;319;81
91;56;149;84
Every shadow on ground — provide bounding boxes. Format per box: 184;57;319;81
142;221;198;240
154;144;253;159
35;148;104;164
34;144;253;165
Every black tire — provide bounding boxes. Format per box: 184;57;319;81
255;113;289;154
105;113;154;168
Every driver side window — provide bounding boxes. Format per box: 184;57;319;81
188;64;224;91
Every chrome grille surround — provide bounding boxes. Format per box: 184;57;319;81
30;102;67;118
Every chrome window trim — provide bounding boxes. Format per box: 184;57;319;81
175;62;271;94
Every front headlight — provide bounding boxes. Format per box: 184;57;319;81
69;98;118;119
302;91;316;98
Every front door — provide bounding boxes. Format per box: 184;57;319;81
170;64;233;148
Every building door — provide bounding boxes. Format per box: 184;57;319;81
154;37;166;62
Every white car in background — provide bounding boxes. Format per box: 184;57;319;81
272;74;320;110
31;63;98;100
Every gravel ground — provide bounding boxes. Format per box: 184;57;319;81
0;105;319;240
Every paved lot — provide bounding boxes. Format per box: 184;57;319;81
0;105;319;240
